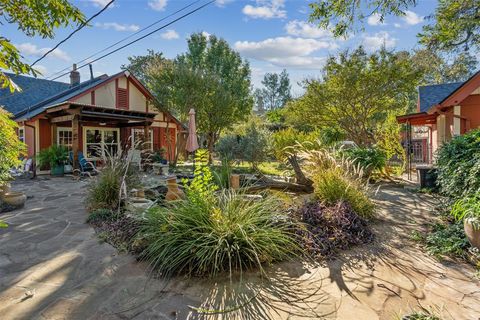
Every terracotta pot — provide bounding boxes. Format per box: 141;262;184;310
165;177;185;201
2;191;27;207
464;219;480;249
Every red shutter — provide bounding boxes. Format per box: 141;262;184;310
117;88;128;109
153;127;161;151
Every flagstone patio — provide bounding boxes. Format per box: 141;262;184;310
0;177;479;319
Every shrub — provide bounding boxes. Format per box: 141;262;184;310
312;168;375;218
295;201;374;257
425;222;470;259
451;192;480;229
136;188;300;277
86;208;116;224
36;144;68;169
0;108;25;184
343;147;386;174
215;135;242;160
86;152;140;211
436;129;480;200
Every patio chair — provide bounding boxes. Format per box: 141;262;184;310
70;151;97;176
127;149;142;170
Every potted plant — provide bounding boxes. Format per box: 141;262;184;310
153;148;168;165
36;145;69;176
451;193;480;249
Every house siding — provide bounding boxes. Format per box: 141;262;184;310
461;94;480;130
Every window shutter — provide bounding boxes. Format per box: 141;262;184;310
117;88;128;109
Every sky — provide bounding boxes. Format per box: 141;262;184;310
5;0;439;95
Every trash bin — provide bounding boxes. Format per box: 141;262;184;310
416;165;437;189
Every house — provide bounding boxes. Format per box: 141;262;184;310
0;65;185;170
397;70;480;164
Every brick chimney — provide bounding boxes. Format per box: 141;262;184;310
70;64;80;86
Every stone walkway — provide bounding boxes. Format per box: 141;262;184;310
0;178;479;319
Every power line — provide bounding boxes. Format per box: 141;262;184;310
49;0;215;81
1;0;208;104
44;0;201;81
30;0;115;67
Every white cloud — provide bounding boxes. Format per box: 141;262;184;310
402;10;423;25
95;22;140;32
148;0;167;11
235;36;335;68
285;20;332;38
160;29;179;40
367;13;384;26
202;31;211;39
362;32;397;51
89;0;114;8
215;0;233;7
394;23;402;28
242;0;286;19
17;43;70;61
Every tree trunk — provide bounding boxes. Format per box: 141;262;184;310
287;155;313;187
248;174;313;193
207;133;215;164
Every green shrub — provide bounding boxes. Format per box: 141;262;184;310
312;168;374;218
425;222;470;259
86;208;116;223
343;147;386;176
451;192;480;229
137;188;300;277
86;152;140;211
215;135;242;160
436;129;480;200
36;144;69;169
212;158;233;189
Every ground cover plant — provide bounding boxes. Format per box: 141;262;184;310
342;146;386;177
136;153;301;277
85;151;141;211
295;201;374;257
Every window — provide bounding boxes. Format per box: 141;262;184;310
57;128;72;149
18;127;25;143
131;128;153;150
84;127;119;159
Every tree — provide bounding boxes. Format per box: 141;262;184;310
147;33;253;162
308;0;480;53
411;49;478;84
419;0;480;53
122;50;167;85
0;0;85;91
308;0;416;37
255;69;292;111
285;46;421;147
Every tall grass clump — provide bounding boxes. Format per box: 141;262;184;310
86;149;140;211
137;156;300;277
297;142;375;218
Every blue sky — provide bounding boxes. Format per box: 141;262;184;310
6;0;438;95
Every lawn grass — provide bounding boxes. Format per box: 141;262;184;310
175;160;288;177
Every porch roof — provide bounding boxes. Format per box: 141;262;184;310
43;102;157;126
396;112;437;125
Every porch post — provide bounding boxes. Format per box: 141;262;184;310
143;125;149;150
72;115;80;169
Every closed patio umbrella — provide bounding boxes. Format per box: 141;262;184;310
186;108;199;154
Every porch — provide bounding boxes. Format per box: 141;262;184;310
39;102;176;169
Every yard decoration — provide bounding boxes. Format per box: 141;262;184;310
36;144;69;176
165;177;185;201
451;193;480;249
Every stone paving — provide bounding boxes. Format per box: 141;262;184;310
0;177;479;319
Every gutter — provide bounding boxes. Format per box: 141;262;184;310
23;122;36;179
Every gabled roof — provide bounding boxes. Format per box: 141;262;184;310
418;82;463;113
14;74;111;121
0;73;70;115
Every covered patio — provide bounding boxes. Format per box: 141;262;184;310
42;102;157;168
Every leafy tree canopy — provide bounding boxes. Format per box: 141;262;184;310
308;0;479;53
284;46;422;146
0;0;86;91
254;69;292;111
143;33;253;160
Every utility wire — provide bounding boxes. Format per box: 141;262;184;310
49;0;215;81
44;0;201;81
1;0;209;104
30;0;115;67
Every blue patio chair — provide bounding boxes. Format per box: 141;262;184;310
70;151;96;176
